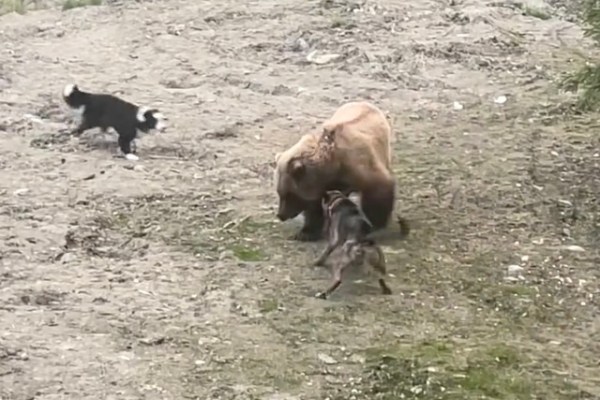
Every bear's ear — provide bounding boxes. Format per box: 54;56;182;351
320;125;338;146
289;159;306;180
271;152;282;169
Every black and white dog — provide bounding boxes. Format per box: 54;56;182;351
62;84;166;161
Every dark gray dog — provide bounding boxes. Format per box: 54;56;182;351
313;190;393;299
313;190;372;268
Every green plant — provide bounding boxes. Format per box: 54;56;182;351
0;0;26;15
560;0;600;111
62;0;102;11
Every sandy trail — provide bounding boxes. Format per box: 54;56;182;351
0;0;598;399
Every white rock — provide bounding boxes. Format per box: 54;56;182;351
13;188;29;196
563;245;585;252
507;264;524;277
349;354;365;364
306;50;341;65
317;353;337;365
494;95;507;104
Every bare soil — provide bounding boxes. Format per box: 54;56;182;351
1;0;599;399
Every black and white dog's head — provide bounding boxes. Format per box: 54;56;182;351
63;83;85;109
136;106;167;133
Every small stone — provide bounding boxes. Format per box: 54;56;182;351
13;188;29;196
349;354;365;364
317;353;337;365
562;245;585;252
452;101;463;110
306;50;341;65
294;38;309;51
494;95;507;104
219;250;234;260
60;252;76;264
506;264;524;277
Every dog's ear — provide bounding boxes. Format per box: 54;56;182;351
289;158;306;180
321;195;329;213
268;152;282;170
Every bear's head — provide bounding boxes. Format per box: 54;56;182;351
273;127;340;221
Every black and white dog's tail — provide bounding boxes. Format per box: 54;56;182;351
135;106;167;133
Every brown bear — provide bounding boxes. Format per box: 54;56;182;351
274;101;398;241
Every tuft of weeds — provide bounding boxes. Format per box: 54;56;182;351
0;0;26;15
62;0;101;11
339;339;588;400
258;298;280;314
330;15;356;29
521;6;551;20
230;244;266;262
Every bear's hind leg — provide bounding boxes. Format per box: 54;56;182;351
293;200;325;242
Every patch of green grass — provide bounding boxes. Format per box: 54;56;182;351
329;14;356;30
560;64;600;112
354;339;593;399
358;340;537;400
240;358;304;389
0;0;26;15
235;217;277;236
229;244;266;262
521;6;551;20
258;297;280;313
62;0;101;11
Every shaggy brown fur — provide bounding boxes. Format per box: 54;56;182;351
274;101;402;241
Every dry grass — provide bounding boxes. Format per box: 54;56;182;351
62;0;101;11
0;0;100;14
0;0;598;398
0;0;27;14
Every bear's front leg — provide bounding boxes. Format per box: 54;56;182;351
293;200;324;242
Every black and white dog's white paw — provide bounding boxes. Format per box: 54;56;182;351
124;153;139;161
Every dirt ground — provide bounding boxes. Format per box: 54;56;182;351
0;0;599;399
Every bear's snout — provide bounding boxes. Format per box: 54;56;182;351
276;203;300;221
276;212;287;221
276;208;292;221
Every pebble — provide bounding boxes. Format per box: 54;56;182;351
306;50;341;64
506;264;524;277
317;353;337;365
562;245;585;252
